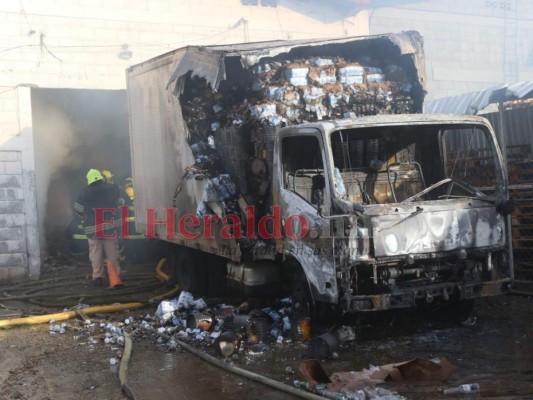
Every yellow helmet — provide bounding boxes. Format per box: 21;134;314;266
125;186;134;201
101;170;114;182
86;169;103;185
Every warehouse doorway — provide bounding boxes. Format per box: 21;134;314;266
30;88;131;259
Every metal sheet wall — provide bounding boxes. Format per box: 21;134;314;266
482;106;533;294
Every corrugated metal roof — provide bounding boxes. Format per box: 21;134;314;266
508;80;533;99
425;80;533;115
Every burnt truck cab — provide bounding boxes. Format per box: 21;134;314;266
274;114;513;313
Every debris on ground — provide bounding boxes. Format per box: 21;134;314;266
295;357;454;400
443;383;480;395
4;288;531;400
37;289;489;399
44;289;455;399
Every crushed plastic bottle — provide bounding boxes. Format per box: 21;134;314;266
49;324;66;334
109;358;118;365
268;310;281;323
282;316;291;331
443;383;480;395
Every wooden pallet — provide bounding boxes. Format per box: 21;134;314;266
510;188;533;198
512;249;533;261
512;238;533;250
514;260;533;272
507;153;533;293
512;226;533;238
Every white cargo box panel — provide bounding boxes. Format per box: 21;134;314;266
126;49;240;260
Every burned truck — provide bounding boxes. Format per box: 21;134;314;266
126;31;513;318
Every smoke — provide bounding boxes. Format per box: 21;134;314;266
31;88;131;256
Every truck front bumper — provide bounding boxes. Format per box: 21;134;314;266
347;278;512;312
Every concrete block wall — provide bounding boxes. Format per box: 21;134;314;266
369;0;533;100
0;153;26;280
0;86;39;282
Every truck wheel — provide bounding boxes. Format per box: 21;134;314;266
292;279;312;323
205;254;227;297
292;279;338;335
169;248;207;295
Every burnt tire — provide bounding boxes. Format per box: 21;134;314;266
169;247;207;295
292;279;312;323
205;254;227;297
291;278;339;335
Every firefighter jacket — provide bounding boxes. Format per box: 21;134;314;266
74;181;122;238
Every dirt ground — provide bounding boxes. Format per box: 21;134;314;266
1;263;532;400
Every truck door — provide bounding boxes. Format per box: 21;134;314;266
274;132;338;304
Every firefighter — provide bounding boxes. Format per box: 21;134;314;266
123;177;134;206
74;169;122;286
101;169;114;184
121;177;136;237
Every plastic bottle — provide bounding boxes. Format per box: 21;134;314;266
443;383;480;395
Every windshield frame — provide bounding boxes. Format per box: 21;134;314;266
326;120;507;208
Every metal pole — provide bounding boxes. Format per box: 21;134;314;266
499;101;514;282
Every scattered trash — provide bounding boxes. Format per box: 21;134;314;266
109;358;118;365
285;366;295;375
215;331;240;357
461;316;477;327
188;312;213;331
309;333;340;359
443;383;480;395
296;318;312;340
49;323;66;334
248;343;267;354
335;325;356;343
297;357;453;399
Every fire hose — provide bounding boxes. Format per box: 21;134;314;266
0;259;174;323
0;302;145;328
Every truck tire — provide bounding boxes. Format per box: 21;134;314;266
292;279;312;324
205;254;227;297
169;247;207;295
291;273;339;335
